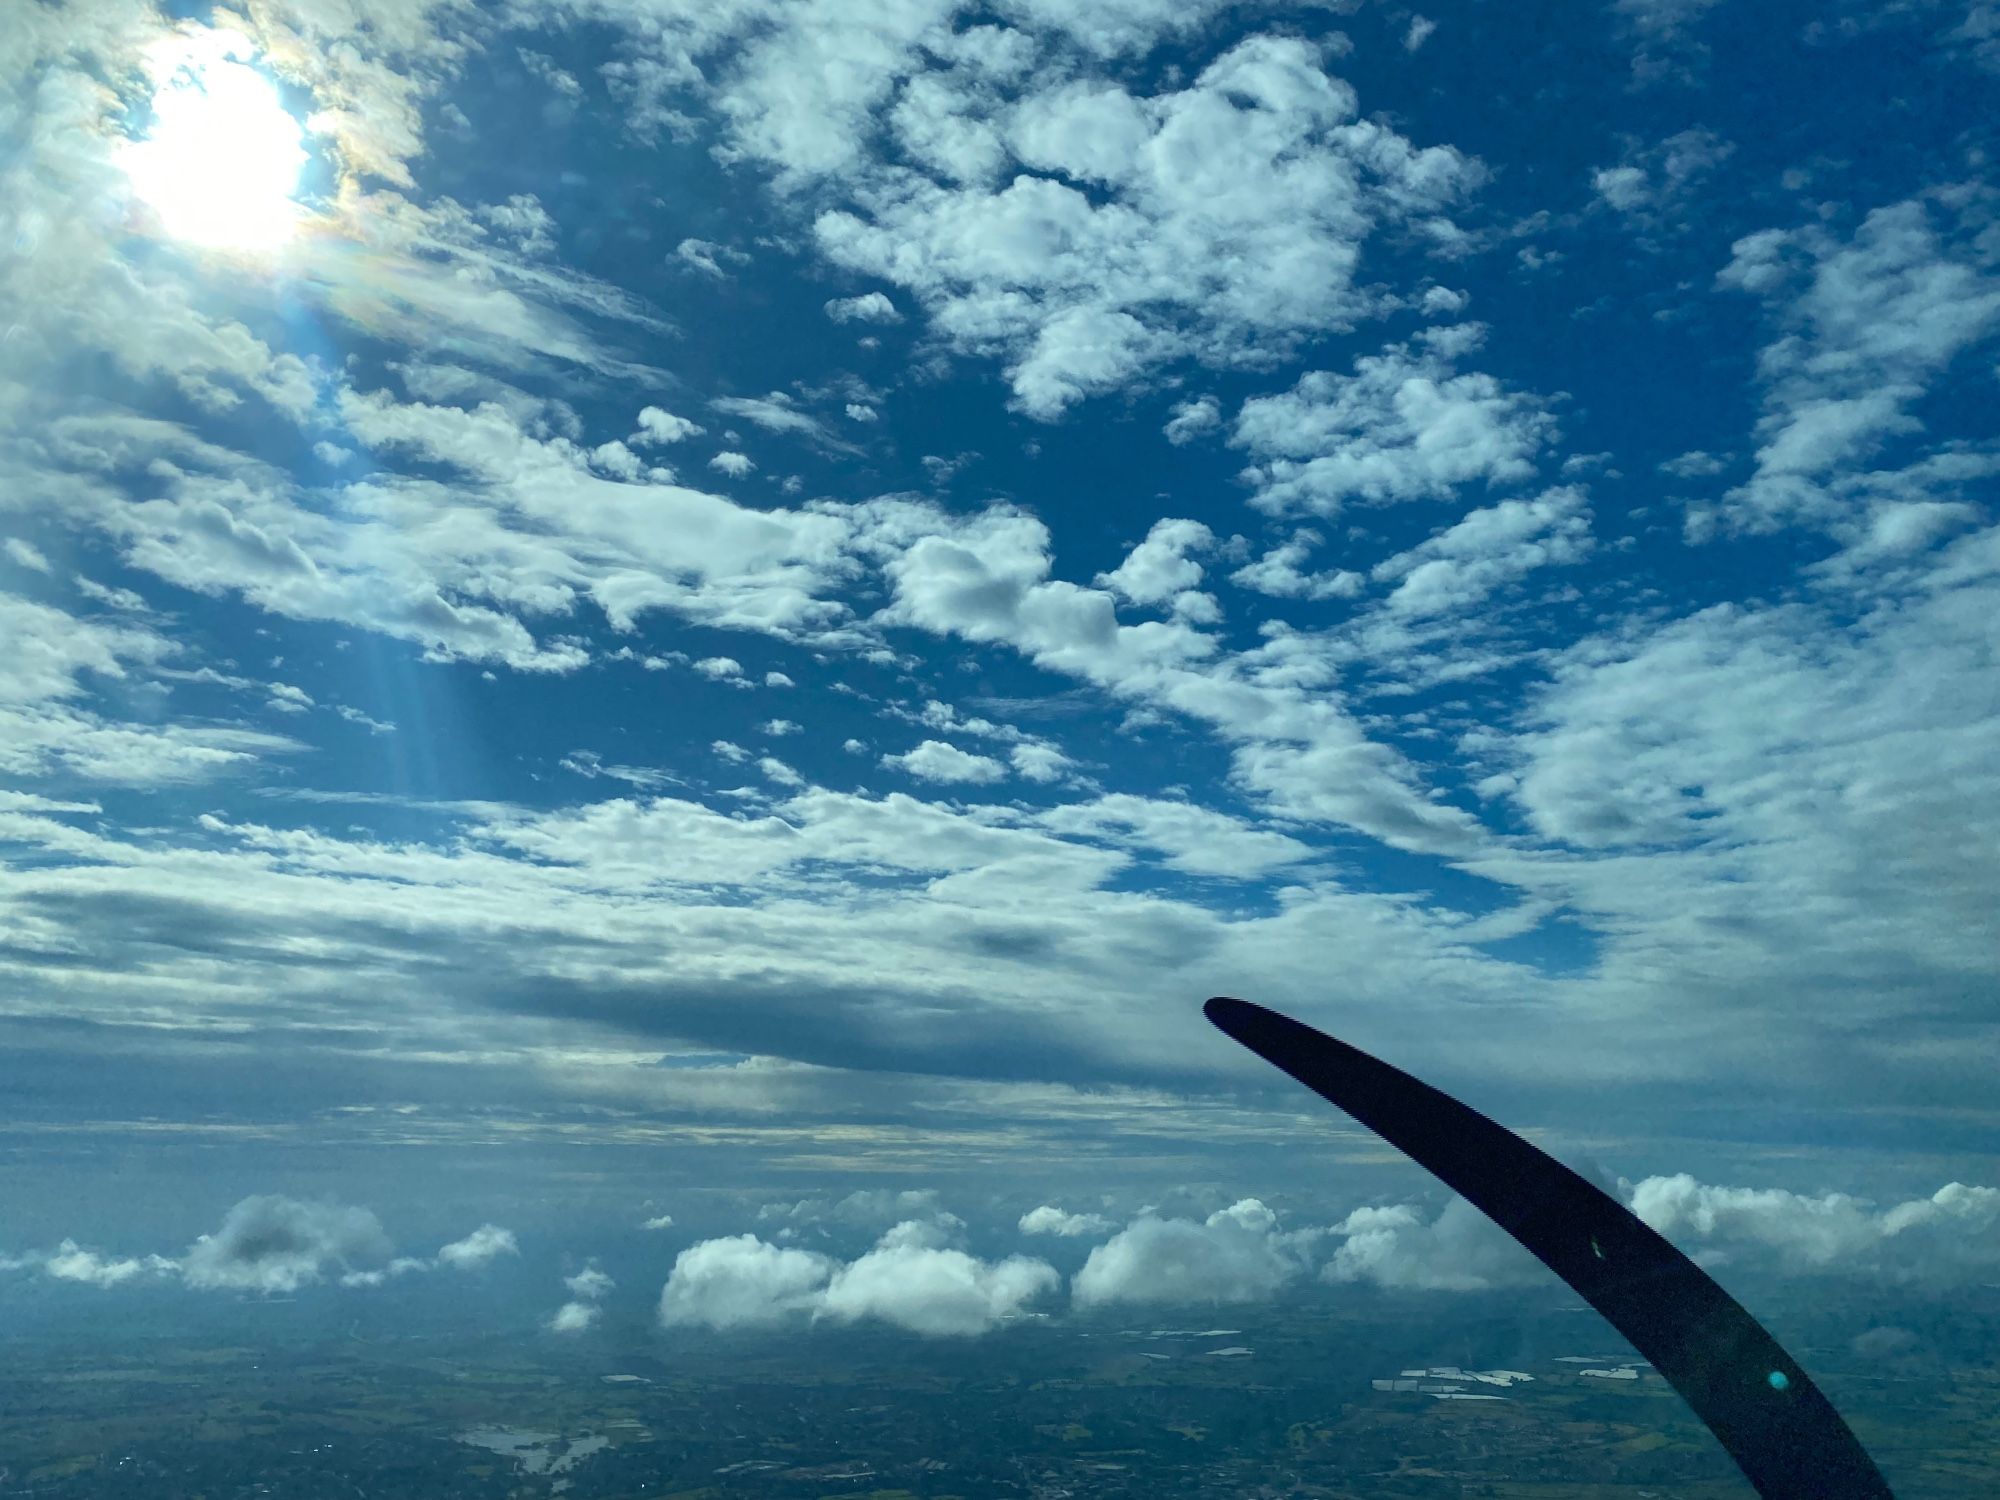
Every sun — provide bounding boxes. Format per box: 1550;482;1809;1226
122;34;308;253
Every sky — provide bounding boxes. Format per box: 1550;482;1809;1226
1;0;1998;1332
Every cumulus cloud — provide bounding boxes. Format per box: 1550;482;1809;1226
825;291;902;324
1234;328;1557;515
182;1196;393;1293
1163;395;1222;445
659;1222;1055;1336
1369;486;1594;617
1073;1199;1318;1307
436;1224;519;1270
811;35;1482;416
641;1213;675;1231
658;1234;837;1330
882;739;1009;783
550;1260;615;1333
818;1233;1058;1335
708;450;757;477
1018;1205;1116;1238
1096;519;1214;613
1229;530;1364;601
44;1241;179;1288
632;406;704;445
1321;1197;1543;1291
1628;1175;2000;1282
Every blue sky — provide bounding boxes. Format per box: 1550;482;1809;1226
2;0;1998;1324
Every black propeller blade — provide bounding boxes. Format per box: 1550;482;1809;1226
1205;995;1893;1500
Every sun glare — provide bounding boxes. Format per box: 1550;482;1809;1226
123;40;307;253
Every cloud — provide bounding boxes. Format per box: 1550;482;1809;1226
641;1214;676;1231
1321;1197;1543;1291
1096;519;1214;612
708;450;757;477
181;1196;393;1294
810;35;1482;416
1233;327;1556;515
1708;197;2000;535
549;1261;615;1333
1018;1205;1115;1238
1405;15;1438;49
1590;128;1733;232
658;1234;836;1330
5;538;52;573
633;406;705;445
436;1224;519;1270
1369;486;1594;617
882;739;1009;783
1034;794;1314;880
1072;1199;1318;1306
677;237;747;277
1229;531;1364;601
711;393;841;447
826;291;902;324
817;1231;1058;1335
658;1219;1055;1336
694;656;744;680
1627;1175;2000;1282
1162;395;1221;446
43;1240;179;1288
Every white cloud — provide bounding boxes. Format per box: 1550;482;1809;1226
1369;486;1594;617
694;656;744;680
436;1224;519;1270
1034;794;1313;879
761;718;800;736
765;670;795;687
812;35;1482;416
1018;1204;1115;1238
825;291;902;324
1710;197;2000;534
708;450;757;477
677;236;747;277
1162;395;1221;446
817;1229;1058;1335
1628;1175;2000;1282
712;393;839;446
658;1234;836;1330
5;538;52;573
1229;530;1364;601
633;406;705;445
1321;1197;1542;1291
882;738;1008;783
1660;449;1728;479
1096;518;1213;611
1233;327;1556;515
44;1240;179;1288
1008;742;1072;783
1074;1199;1318;1307
1591;128;1733;228
1404;15;1438;49
182;1196;393;1294
658;1219;1053;1337
546;1260;615;1332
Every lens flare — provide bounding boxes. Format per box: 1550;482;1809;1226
123;38;307;253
